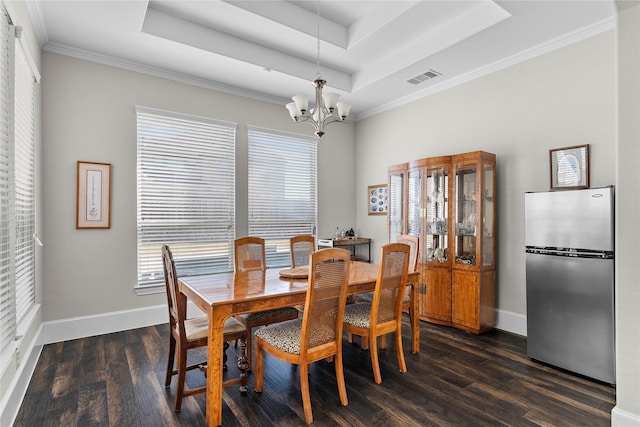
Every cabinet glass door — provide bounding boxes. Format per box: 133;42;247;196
454;164;477;266
388;171;405;242
482;163;494;265
425;167;448;264
407;168;422;239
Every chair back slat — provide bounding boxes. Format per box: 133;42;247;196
235;237;266;272
300;248;350;352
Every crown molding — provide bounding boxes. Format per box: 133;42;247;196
42;41;291;107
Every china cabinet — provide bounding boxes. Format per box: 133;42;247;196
387;151;496;333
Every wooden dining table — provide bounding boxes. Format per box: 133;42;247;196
179;261;420;426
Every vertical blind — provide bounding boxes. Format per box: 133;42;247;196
136;106;236;287
0;6;15;359
14;28;36;323
0;9;37;367
247;127;317;268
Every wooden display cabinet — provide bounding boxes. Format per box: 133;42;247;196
387;151;496;334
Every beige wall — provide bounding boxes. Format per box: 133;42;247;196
40;53;355;321
354;31;616;327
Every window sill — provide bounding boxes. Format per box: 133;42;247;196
135;284;165;296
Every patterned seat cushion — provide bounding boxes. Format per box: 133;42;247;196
255;319;303;354
255;318;336;354
238;307;299;324
354;292;410;304
342;302;373;329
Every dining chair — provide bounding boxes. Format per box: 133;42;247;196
254;247;351;424
162;245;248;412
342;242;411;384
290;234;315;268
350;234;418;348
233;236;299;370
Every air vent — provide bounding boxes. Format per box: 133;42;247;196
406;69;441;85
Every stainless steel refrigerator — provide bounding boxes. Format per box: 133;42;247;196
525;186;615;384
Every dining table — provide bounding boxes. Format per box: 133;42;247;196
179;260;420;426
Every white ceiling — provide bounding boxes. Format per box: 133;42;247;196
27;0;615;119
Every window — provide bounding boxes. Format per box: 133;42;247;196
247;126;317;268
136;107;236;290
0;7;38;368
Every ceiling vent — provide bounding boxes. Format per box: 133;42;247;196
406;69;441;85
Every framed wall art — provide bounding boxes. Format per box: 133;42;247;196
549;144;590;190
368;184;388;215
76;161;111;229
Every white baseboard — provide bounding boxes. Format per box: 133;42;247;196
0;325;43;427
495;308;527;336
613;406;640;427
40;304;168;345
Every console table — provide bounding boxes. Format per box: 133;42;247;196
317;237;371;263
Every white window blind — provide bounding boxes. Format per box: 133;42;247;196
0;6;15;359
136;106;236;288
14;27;36;323
247;127;317;268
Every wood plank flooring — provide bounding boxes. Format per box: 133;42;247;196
13;318;615;426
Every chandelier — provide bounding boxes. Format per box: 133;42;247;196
285;0;351;138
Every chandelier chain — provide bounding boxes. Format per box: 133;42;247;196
316;0;321;79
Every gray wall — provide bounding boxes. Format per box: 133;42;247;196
41;53;355;321
354;30;616;331
614;1;640;421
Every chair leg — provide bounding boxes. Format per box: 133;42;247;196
175;341;187;412
395;328;407;374
223;341;229;371
253;338;264;392
245;327;253;372
165;334;176;387
380;334;387;349
300;362;313;424
237;338;249;393
370;336;382;384
361;336;369;351
335;352;348;407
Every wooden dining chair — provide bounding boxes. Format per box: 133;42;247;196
343;242;410;384
290;234;315;267
162;245;248;412
351;234;418;347
233;236;299;370
254;248;351;424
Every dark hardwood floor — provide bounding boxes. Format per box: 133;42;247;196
14;317;615;426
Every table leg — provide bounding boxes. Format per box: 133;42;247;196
410;282;419;354
207;312;225;427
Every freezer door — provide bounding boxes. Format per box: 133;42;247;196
525;187;614;251
526;252;615;384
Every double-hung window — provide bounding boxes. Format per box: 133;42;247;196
247;126;317;267
136;107;236;292
0;6;38;369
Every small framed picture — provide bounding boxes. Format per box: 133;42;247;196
549;144;589;190
76;161;111;229
368;184;388;215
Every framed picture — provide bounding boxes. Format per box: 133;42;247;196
549;144;590;190
368;184;388;215
76;161;111;229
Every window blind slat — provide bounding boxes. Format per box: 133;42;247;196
136;107;236;287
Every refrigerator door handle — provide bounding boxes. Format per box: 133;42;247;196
526;247;614;259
